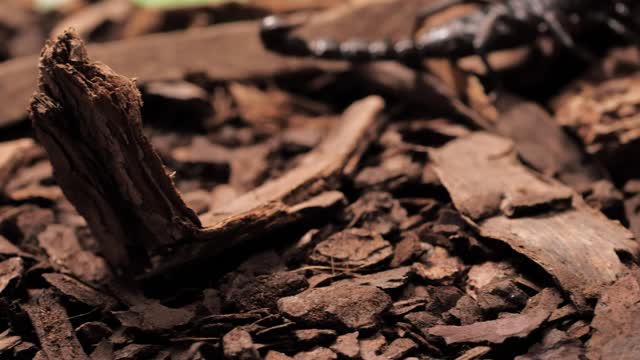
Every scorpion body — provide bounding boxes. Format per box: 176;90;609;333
260;0;640;71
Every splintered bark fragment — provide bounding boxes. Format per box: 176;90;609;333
30;30;384;277
429;288;562;345
30;30;202;274
22;289;89;360
431;133;639;309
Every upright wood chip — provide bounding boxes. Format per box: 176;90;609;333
22;289;89;360
30;30;384;277
431;133;639;309
30;30;201;274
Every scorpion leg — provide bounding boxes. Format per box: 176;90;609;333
602;17;640;46
542;13;598;63
471;5;509;90
412;0;492;39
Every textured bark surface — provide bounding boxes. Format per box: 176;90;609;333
30;31;201;274
30;30;384;276
431;132;639;310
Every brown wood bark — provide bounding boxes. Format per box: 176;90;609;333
30;30;384;277
431;132;640;310
22;289;90;360
0;20;345;129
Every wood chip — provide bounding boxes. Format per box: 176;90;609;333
310;229;393;269
553;72;640;177
587;272;640;359
429;288;563;345
0;257;23;295
42;273;118;309
431;132;639;309
495;95;605;192
330;332;359;359
22;289;90;360
277;284;391;330
0;139;37;192
37;224;109;283
223;327;260;360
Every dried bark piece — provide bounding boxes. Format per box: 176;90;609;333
354;153;423;192
22;289;89;360
294;347;337;360
517;329;584;360
432;132;574;220
553;72;640;179
0;329;21;354
31;30;384;276
587;272;640;360
380;338;417;360
0;235;23;257
277;284;391;330
37;224;109;283
266;351;293;360
30;30;202;274
224;271;308;311
345;192;407;236
330;332;359;359
113;299;194;333
333;266;411;290
455;346;491;360
431;132;639;309
429;288;563;345
294;329;337;346
359;335;386;360
0;139;37;192
310;229;392;269
413;246;464;284
113;344;160;359
466;261;516;298
391;232;430;267
223;327;260;360
42;273;118;309
494;95;605;193
76;321;113;347
0;257;23;295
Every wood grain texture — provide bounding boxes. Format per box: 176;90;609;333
431;132;639;310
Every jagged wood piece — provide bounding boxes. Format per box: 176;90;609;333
22;289;89;360
431;132;639;310
30;30;384;276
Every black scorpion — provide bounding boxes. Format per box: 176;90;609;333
260;0;640;76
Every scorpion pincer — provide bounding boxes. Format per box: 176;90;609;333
260;0;640;73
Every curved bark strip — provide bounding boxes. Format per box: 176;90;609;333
30;30;384;277
431;132;640;310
